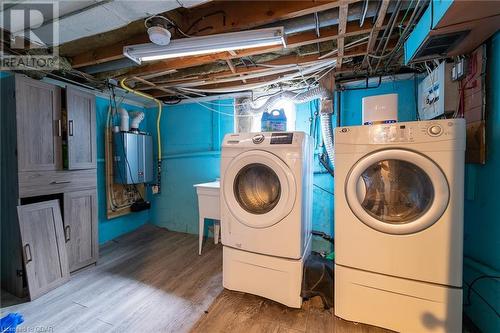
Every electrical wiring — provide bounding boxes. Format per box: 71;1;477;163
180;59;337;94
175;91;260;117
464;275;500;317
313;183;334;196
144;14;192;38
318;36;369;60
454;53;478;119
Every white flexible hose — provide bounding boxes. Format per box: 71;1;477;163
239;86;335;168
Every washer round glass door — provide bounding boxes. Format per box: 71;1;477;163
223;150;296;228
345;149;449;234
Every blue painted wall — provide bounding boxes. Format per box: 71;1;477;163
463;32;500;333
339;78;419;126
147;100;233;234
95;97;151;244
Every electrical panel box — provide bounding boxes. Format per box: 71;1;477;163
418;62;458;120
113;132;153;184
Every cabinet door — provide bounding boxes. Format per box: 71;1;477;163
63;189;98;272
66;87;96;170
17;200;70;300
16;75;62;172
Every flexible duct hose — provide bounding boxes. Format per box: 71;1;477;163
241;86;335;169
241;87;331;114
320;99;335;169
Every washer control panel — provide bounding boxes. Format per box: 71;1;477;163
270;132;294;144
427;124;443;136
252;134;265;144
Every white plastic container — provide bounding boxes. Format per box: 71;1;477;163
362;93;398;125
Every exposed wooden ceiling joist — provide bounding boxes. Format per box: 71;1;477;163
181;0;362;35
225;59;247;83
70;0;363;68
337;2;349;68
136;41;376;91
136;43;381;98
364;0;390;64
109;20;374;80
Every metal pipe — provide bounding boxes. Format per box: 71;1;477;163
373;0;403;72
383;0;428;70
360;0;370;27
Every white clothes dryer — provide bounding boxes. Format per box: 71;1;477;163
334;119;466;332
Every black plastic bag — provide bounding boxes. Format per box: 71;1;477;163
301;252;334;309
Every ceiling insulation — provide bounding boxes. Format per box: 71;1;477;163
2;0;208;46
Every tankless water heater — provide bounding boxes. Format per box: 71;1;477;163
113;132;153;184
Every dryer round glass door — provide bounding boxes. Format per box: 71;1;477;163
223;150;296;228
346;149;449;234
234;163;281;214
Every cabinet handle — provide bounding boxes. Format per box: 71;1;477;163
64;225;71;242
50;180;71;185
68;120;74;136
24;244;32;263
57;119;62;137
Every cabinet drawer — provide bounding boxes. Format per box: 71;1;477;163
19;170;97;198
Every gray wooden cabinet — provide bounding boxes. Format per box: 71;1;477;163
17;200;70;300
64;189;98;272
15;75;62;172
66;87;97;170
1;74;99;298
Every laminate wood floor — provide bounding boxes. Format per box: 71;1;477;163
1;224;391;333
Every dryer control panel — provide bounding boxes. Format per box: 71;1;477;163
335;119;466;146
369;124;414;144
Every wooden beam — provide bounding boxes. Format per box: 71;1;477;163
71;0;363;68
117;21;374;80
144;45;371;97
142;40;372;91
365;0;390;59
337;2;349;68
225;59;247;83
225;59;236;73
174;0;362;35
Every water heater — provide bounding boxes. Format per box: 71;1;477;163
113;132;153;184
362;93;398;125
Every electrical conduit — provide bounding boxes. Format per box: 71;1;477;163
120;78;163;194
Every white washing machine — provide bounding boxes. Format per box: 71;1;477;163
221;131;313;308
334;119;465;333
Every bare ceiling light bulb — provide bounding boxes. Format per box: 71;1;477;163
148;26;171;46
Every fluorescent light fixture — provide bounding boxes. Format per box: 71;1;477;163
123;27;286;64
